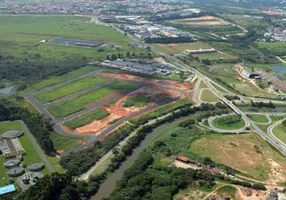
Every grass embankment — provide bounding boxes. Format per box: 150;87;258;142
23;66;95;94
212;115;245;130
0;121;49;186
35;76;108;104
247;114;269;123
273;122;286;144
48;81;137;119
64;109;110;130
190;133;286;181
122;96;152;107
200;89;219;102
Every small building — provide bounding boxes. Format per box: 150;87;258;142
0;184;16;196
0;138;25;158
242;69;261;79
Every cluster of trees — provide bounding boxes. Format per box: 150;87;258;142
0;55;87;88
224;95;240;101
0;98;55;154
145;36;193;44
216;115;242;127
250;100;275;108
109;151;215;200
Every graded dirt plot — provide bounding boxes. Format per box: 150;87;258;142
47;80;138;119
73;86;181;134
190;133;286;183
171;16;230;26
35;75;108;104
200;89;219;102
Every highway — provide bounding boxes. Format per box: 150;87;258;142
111;24;286;156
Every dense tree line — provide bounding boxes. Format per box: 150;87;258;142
250;100;275;108
108;151;215;200
145;36;193;44
0;98;54;154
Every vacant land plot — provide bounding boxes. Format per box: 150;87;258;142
216;185;237;198
0;121;49;184
234;83;277;98
151;42;211;54
213;115;245;130
200;89;219;102
171;16;230;26
49;132;84;151
122;96;152;107
273;123;286;144
194;52;237;61
48;81;137;118
35;75;107;104
190;133;286;182
64;109;110;130
247;114;269;123
23;66;96;94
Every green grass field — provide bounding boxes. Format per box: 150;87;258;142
216;185;237;198
34;75;108;104
23;66;96;94
212;115;245;130
48;81;137;118
64;109;110;130
0;121;49;186
190;133;286;181
273;123;286;144
49;132;84;151
122;96;152;107
200;89;219;102
247;114;269;123
151;42;211;55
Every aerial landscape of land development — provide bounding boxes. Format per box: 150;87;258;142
1;0;286;199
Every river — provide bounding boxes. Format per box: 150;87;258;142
92;117;186;200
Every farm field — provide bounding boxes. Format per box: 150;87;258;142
0;121;49;186
34;75;108;104
247;114;269;123
200;89;219;102
47;81;138;118
64;109;110;130
189;133;286;182
151;42;211;54
273;123;286;144
212;115;245;130
23;66;96;94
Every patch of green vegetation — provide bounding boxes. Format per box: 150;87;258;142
35;75;107;104
0;156;8;187
90;156;111;176
23;66;96;94
200;89;219;102
123;96;152;107
255;79;269;90
199;81;208;89
247;114;269;123
216;185;237;198
273;122;286;144
64;109;110;130
213;115;245;130
49;132;83;151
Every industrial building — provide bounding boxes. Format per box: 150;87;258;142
0;130;25;158
242;69;261;79
186;48;218;55
52;38;105;47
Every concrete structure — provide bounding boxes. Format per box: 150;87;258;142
4;160;20;168
0;138;25;158
52;38;105;48
0;184;16;196
7;167;24;177
28;162;44;172
2;130;24;139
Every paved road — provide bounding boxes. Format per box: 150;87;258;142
43;78;117;107
2;120;56;173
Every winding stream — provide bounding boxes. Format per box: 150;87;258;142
92;117;186;200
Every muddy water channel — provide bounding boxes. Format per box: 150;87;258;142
92;117;186;200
